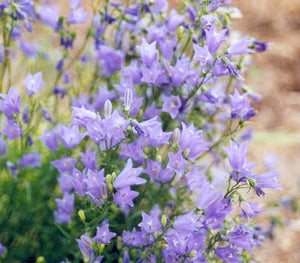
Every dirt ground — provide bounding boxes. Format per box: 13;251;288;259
232;0;300;262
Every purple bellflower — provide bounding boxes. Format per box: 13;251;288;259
57;124;85;149
68;6;89;24
113;186;139;208
138;212;162;234
38;5;59;29
162;95;182;119
0;87;22;119
23;72;45;96
79;147;98;170
51;156;77;175
1;121;22;140
54;192;75;224
215;246;240;263
38;129;58;151
205;24;228;53
93;221;116;244
18;152;42;168
230;89;257;121
113;159;146;189
136;38;159;67
96;45;125;75
167;150;188;175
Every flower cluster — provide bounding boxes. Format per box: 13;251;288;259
0;0;281;262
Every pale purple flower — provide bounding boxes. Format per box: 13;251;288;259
205;24;228;53
241;201;263;219
144;160;162;182
51;156;77;174
166;9;185;31
72;106;97;128
79;147;98;170
86;118;107;143
162;95;182;119
167;150;188;175
38;5;59;29
173;211;202;232
113;159;146;189
193;44;213;66
223;140;248;173
122;228;148;247
156;0;168;12
197;182;222;209
138;212;162;234
57;124;85;149
54;193;75;224
18;153;42;168
84;169;106;198
228;224;254;253
68;6;89;24
0;87;22;119
228;36;254;55
93;221;116;244
23;72;45;96
179;122;211;160
230;89;256;121
251;170;282;196
38;129;58;151
96;45;124;75
215;246;240;263
1;121;22;140
0;136;7;157
0;243;5;256
113;186;139;207
136;38;159;67
70;0;82;9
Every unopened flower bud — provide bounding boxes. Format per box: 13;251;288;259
98;244;105;253
104;100;112;118
171;173;181;186
172;128;181;146
188;250;197;258
36;256;45;263
124;88;133;111
161;215;168;228
108;183;113;192
248;178;257;187
106;173;112;184
78;209;86;223
183;148;190;158
158;241;168;249
156;155;162;162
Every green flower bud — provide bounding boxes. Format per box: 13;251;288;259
161;215;168;228
248;178;257;187
183;148;190;158
78;210;86;223
188;250;197;258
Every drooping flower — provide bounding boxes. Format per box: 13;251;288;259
18;152;42;168
0;87;22;119
1;121;22;140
